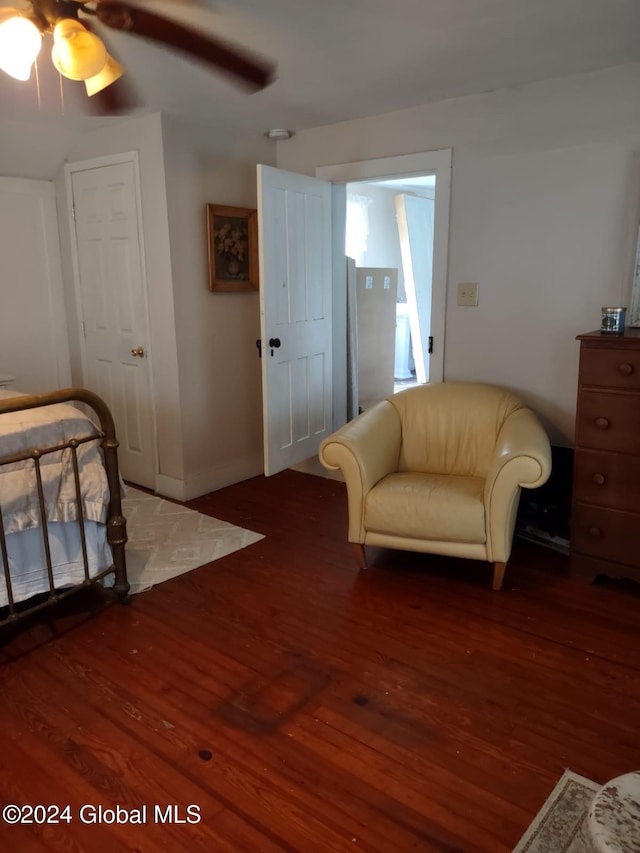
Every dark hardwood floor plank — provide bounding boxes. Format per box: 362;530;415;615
1;469;639;852
0;665;236;852
87;631;466;852
43;632;416;853
134;559;640;776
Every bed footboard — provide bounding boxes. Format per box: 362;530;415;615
0;388;129;627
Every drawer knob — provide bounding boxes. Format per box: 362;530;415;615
588;526;603;539
594;417;610;430
618;362;634;376
592;473;606;486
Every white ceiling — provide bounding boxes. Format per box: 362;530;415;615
2;0;640;132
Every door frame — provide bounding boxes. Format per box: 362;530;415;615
317;148;452;429
63;151;158;481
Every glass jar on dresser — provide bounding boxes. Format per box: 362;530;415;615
571;328;640;583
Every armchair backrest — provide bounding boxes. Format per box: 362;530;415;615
389;382;526;478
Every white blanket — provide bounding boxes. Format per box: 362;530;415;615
0;390;110;536
1;520;113;606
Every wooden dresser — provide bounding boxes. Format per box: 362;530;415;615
571;328;640;583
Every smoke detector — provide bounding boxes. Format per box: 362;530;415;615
264;128;295;140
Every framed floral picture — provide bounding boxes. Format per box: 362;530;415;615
206;204;259;292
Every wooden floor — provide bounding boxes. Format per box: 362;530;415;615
1;470;640;852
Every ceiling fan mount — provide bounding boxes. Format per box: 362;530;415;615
27;0;91;30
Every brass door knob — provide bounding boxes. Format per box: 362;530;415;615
131;346;145;358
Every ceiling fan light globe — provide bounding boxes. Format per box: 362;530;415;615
51;19;107;81
0;15;42;81
84;53;124;96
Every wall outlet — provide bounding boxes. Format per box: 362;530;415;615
457;282;479;307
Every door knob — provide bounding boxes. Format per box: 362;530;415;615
268;337;281;356
131;346;145;358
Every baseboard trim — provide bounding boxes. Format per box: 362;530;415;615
155;456;264;502
154;473;188;502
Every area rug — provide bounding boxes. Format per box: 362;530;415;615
513;770;600;852
121;487;264;595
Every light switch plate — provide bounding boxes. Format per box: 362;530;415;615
457;282;479;307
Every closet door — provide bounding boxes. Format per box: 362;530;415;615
0;177;70;392
67;155;156;490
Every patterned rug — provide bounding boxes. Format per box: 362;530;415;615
121;487;264;595
513;770;600;852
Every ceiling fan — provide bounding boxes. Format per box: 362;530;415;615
0;0;275;111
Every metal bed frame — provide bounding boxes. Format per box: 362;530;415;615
0;388;129;628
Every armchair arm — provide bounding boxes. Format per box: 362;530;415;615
319;400;402;543
484;407;552;562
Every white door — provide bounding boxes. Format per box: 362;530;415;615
257;165;333;476
396;194;435;384
68;157;156;489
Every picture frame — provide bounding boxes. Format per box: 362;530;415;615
630;224;640;327
206;204;259;292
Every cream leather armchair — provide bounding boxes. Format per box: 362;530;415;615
319;382;552;590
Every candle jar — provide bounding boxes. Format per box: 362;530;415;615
600;307;627;334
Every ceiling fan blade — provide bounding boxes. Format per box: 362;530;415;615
94;1;275;90
88;72;140;115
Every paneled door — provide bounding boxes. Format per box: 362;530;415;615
257;165;333;476
67;155;156;489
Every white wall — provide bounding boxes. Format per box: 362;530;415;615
0;177;70;392
277;62;640;444
0;118;79;180
351;184;405;298
161;116;277;497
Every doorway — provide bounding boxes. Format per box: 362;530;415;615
256;150;451;474
317;148;451;429
345;174;436;411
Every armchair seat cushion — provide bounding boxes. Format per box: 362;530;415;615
365;472;486;543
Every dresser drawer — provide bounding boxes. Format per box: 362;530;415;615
574;449;640;513
579;346;640;390
575;391;640;454
570;552;640;583
572;503;640;567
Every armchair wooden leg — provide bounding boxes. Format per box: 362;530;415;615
351;543;368;570
492;561;507;591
